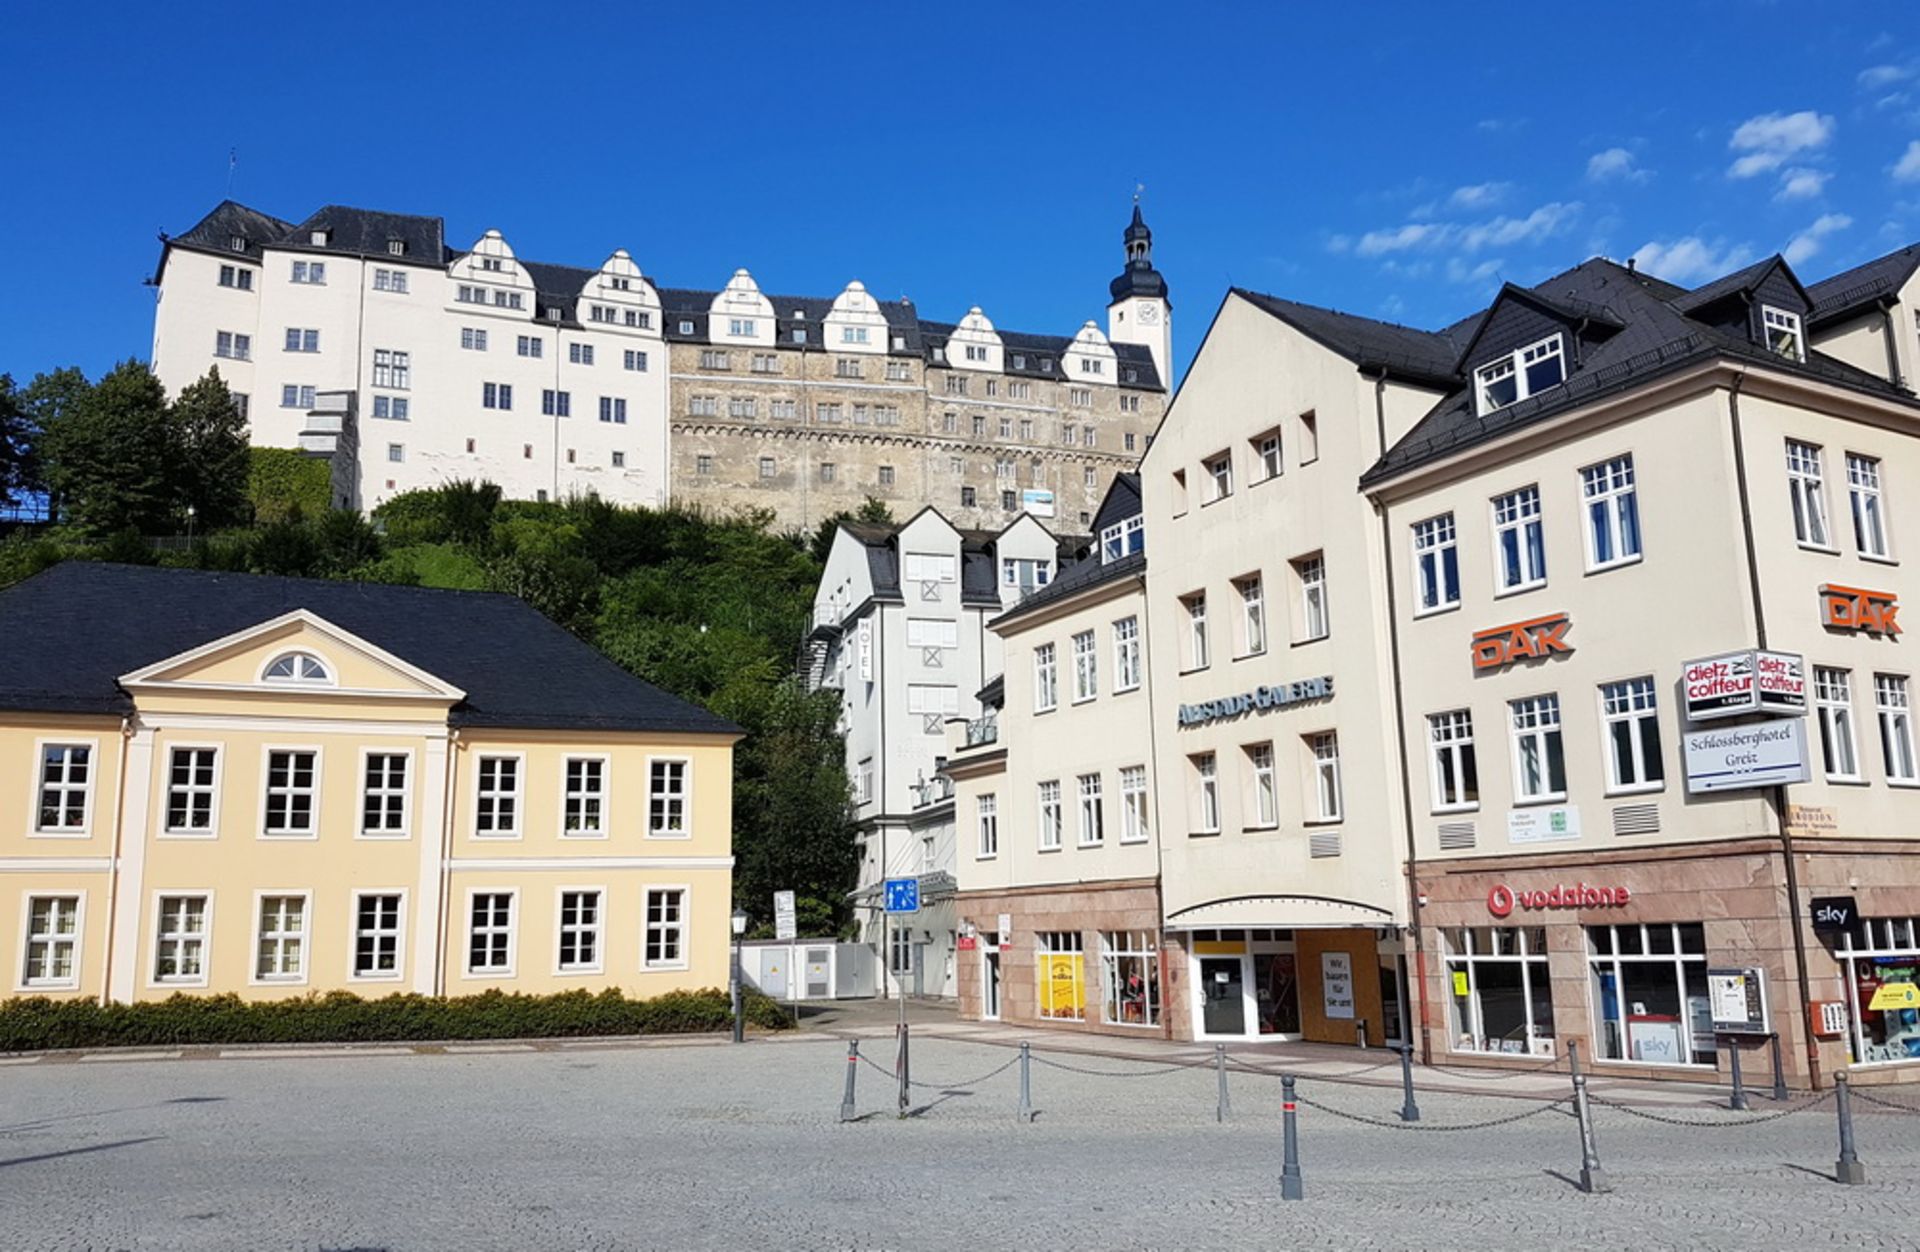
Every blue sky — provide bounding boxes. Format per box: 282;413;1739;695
4;1;1917;386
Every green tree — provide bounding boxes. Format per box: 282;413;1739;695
168;368;251;530
0;374;37;511
18;367;92;518
809;496;893;564
38;361;173;536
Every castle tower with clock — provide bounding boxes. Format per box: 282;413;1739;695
1107;201;1173;388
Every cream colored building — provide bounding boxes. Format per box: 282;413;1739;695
151;202;1171;529
0;562;738;1004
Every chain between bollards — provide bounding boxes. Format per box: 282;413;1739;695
1280;1075;1304;1201
1572;1073;1611;1194
1834;1072;1867;1185
1396;1041;1421;1123
1216;1043;1231;1123
838;1040;859;1122
1016;1041;1035;1123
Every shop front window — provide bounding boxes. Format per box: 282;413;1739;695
1037;931;1086;1021
1587;922;1713;1066
1444;927;1555;1055
1836;916;1920;1065
1101;931;1160;1027
1254;951;1301;1035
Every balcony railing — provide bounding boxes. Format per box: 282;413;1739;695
963;716;998;747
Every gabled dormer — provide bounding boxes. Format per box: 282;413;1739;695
1672;255;1813;363
581;249;662;333
709;270;776;345
824;281;889;354
1453;284;1623;417
1061;321;1119;385
1092;473;1144;563
449;230;534;316
947;307;1004;372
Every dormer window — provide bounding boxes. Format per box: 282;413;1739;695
679;320;695;335
842;326;870;345
387;239;406;256
729;318;756;337
964;344;988;362
610;276;630;290
480;257;503;272
1041;359;1054;373
1762;306;1805;362
229;235;248;252
310;229;330;246
1474;333;1565;415
262;651;332;684
1081;359;1103;375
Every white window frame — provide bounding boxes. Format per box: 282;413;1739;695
358;748;412;839
561;754;611;839
1847;453;1891;560
644;886;690;969
1600;677;1665;794
473;753;525;839
1443;926;1556;1056
161;744;221;838
1580;455;1641;571
150;891;213;988
32;738;98;837
17;892;84;991
1296;555;1328;642
1875;674;1917;785
1247;742;1278;829
1193;754;1220;834
1761;305;1805;361
259;746;322;840
1412;513;1460;615
555;887;606;975
1474;333;1564;415
1038;781;1063;851
1492;487;1547;593
1184;594;1210;670
1309;732;1343;823
348;890;407;983
1077;773;1105;846
1237;574;1267;656
1815;667;1861;782
1119;766;1150;844
1254;429;1283;482
1786;440;1833;550
976;793;999;859
464;889;517;978
1071;630;1098;703
1113;616;1141;692
1586;922;1714;1067
1509;695;1567;803
261;650;333;684
1100;931;1161;1028
1033;643;1058;712
647;757;692;839
1204;451;1233;502
250;890;311;986
1427;711;1478;813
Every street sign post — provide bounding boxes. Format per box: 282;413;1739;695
883;878;920;914
773;890;798;1024
881;878;920;1117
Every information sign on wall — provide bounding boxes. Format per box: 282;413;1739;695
1682;721;1810;794
1321;952;1355;1020
1706;967;1769;1035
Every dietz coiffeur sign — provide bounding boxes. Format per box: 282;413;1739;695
1471;613;1572;671
1683;650;1807;721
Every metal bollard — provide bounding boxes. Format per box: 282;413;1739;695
896;1021;910;1119
1769;1033;1790;1102
1355;1019;1368;1050
1834;1072;1867;1185
1726;1037;1751;1112
1567;1037;1581;1081
1397;1042;1421;1123
1216;1043;1231;1123
1280;1075;1304;1201
1016;1041;1035;1123
1572;1074;1611;1194
838;1040;860;1122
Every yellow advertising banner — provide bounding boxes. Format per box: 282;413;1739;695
1452;970;1470;998
1038;954;1084;1019
1869;981;1919;1011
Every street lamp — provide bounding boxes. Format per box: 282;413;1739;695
730;908;749;1044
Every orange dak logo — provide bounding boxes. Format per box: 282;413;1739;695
1470;613;1573;671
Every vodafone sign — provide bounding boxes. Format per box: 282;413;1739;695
1487;881;1632;918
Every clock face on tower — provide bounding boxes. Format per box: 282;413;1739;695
1137;304;1161;326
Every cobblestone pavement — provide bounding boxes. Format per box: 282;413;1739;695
3;1034;1916;1251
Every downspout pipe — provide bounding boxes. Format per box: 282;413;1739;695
1879;298;1905;390
100;714;135;1005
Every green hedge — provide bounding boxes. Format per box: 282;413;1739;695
0;987;791;1052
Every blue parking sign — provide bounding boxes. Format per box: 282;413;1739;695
883;877;920;914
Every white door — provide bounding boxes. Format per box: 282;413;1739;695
982;941;1002;1020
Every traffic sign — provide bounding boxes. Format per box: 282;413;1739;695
774;890;797;941
883;877;920;914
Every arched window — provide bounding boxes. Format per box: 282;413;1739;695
262;651;332;684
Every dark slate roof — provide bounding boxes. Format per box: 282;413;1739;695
1808;244;1920;326
839;516;1083;606
282;205;449;265
1360;256;1916;487
1091;472;1142;536
1235;289;1465;386
161;200;295;268
0;563;739;735
1669;257;1783;313
991;549;1146;629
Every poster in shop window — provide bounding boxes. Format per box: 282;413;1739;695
1037;953;1084;1019
1321;951;1355;1020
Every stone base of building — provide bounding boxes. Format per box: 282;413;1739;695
1411;836;1920;1087
954;880;1177;1038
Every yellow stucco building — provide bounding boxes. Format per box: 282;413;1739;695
0;562;740;1003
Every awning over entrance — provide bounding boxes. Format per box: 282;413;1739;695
1165;894;1398;931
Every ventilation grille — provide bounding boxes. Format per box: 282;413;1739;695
1613;803;1660;836
1309;831;1343;859
1437;821;1477;851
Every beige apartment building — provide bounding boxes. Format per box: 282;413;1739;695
943;239;1920;1085
0;563;739;1004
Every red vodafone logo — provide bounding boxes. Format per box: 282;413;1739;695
1486;881;1630;916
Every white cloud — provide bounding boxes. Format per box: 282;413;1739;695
1895;140;1920;183
1859;64;1913;90
1783;214;1853;266
1727;110;1836;179
1457;202;1581;252
1344;202;1580;262
1629;237;1757;285
1446;257;1503;285
1775;168;1830;201
1354;223;1445;257
1448;182;1512;210
1586;147;1648;183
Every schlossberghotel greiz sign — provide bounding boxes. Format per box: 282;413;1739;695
1177;676;1333;727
